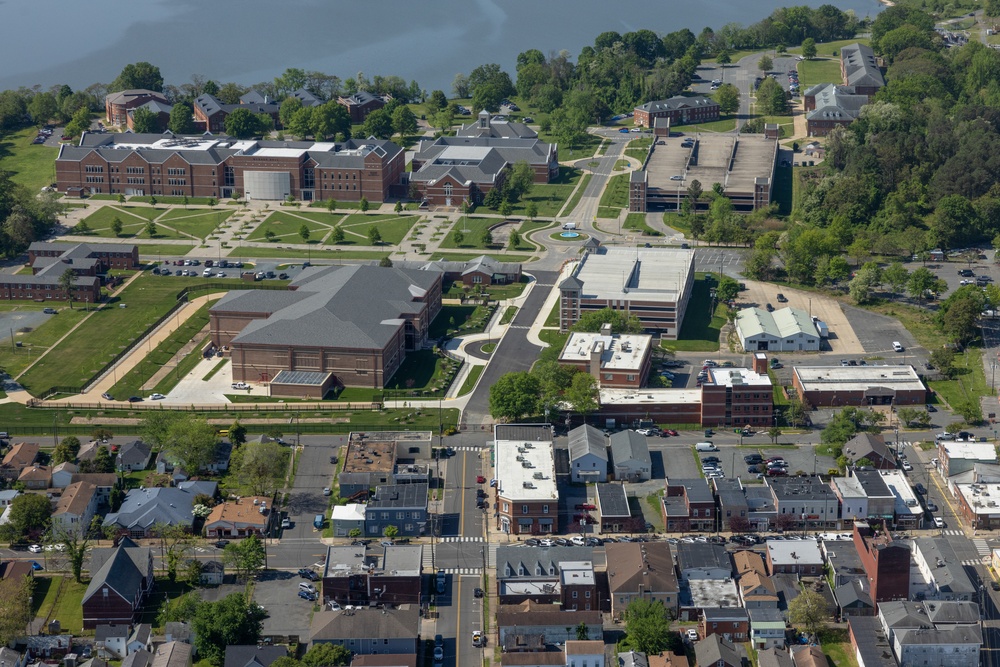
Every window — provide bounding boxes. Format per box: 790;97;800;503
522;505;528;514
627;374;635;381
543;505;549;514
585;590;591;598
572;591;578;599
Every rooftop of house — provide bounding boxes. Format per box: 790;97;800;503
223;645;288;667
878;470;923;517
766;540;824;566
566;424;608;463
381;544;423;576
833;470;894;499
496;600;602;628
596;483;631;518
495;426;557;503
733;550;768;577
496;545;594;579
204;496;271;527
768;476;838;502
309;605;420;642
792;365;925;393
367;483;428;509
606;542;677;594
686;577;740;609
610;429;652;466
847;616;897;667
562;247;695;303
843;433;894;463
559;561;595;587
694;634;742;667
912;537;976;595
54;481;97;516
150;641;192;667
2;442;39;468
323;545;372;577
560;332;652;372
676;542;731;573
103;481;217;530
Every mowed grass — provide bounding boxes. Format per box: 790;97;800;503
19;274;188;393
560;172;592;217
507;167;584;218
232;246;393;261
0;126;58;192
77;206;189;240
247;210;335;242
598;172;630;216
623;213;662;236
788;38;869;58
677;117;737;133
157;209;233;239
0;305;89;378
797;57;843;89
661;274;726;352
337;213;417;246
439;217;496;250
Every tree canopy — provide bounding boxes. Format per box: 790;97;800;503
571;307;643;334
110;62;164;93
192;593;266;667
489;371;540;421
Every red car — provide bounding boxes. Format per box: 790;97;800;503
665;429;679;436
476;475;486;484
766;468;787;476
575;503;596;511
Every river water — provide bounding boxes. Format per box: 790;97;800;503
0;0;883;93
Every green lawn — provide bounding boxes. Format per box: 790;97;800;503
457;365;485;396
788;38;870;58
624;137;653;162
677;117;737;133
232;246;393;261
136;244;198;257
18;274;190;394
308;200;364;210
77;206;186;239
560;172;592;217
0;126;58;192
544;300;560;327
500;306;518;325
129;196;219;206
0;305;89;378
598;173;630;216
928;347;992;412
623;213;662;236
429;304;495;339
661;274;726;352
157;209;233;239
106;300;215;399
505;167;584;218
443;277;528;300
337;213;417;246
247;211;336;242
382;349;462;399
819;629;859;667
439;217;497;250
537;329;569;363
797;57;843;89
538;133;601;160
428;251;535;262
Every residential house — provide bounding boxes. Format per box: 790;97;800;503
834;579;875;619
204;496;273;538
617;651;649;667
337;92;385;123
95;625;129;659
852;521;910;604
497;601;602;648
156;441;232;479
567;425;608;484
790;646;827;667
768;476;841;530
197;560;224;585
364;483;428;537
495;545;595;608
495;425;559;535
878;600;981;667
733;550;768;578
715;478;750;533
662;477;714;532
758;648;793;667
677;542;732;581
17;465;51;490
843;434;896;470
748;608;786;649
609;430;651;482
606;542;678;619
331;503;366;537
103;481;218;538
223;646;287;667
127;624;153;655
123;650;153;667
321;544;422;607
0;648;25;667
847;616;897;667
646;651;686;667
83;537;155;628
766;540;824;576
150;642;193;667
53;481;99;534
51;462;79;489
309;605;420;654
2;443;41;481
72;473;118;506
595;483;635;533
911;537;976;601
676;542;738;620
699;607;749;642
164;622;193;646
115;441;152;473
0;489;18;510
694;635;745;667
831;469;895;527
349;657;417;667
565;641;604;667
739;572;779;609
0;559;32;587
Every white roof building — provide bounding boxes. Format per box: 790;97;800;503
736;307;820;352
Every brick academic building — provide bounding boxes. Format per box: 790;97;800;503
55;132;405;202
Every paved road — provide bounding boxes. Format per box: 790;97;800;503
461;270;559;426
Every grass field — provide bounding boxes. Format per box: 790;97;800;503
33;576;86;634
928;347;992;411
231;246;393;260
136;244;198;257
504;167;584;218
77;206;189;240
661;274;726;352
559;172;592;218
157;209;233;239
457;365;484;396
797;57;843;88
106;300;215;399
0;305;89;379
0;126;58;192
625;137;653;162
623;213;662;236
788;38;870;58
598;173;630;216
439;217;496;250
247;210;336;242
18;275;189;393
337;213;417;246
679;118;737;133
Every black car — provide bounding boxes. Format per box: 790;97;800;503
748;465;762;474
214;540;230;549
525;538;541;546
745;454;763;463
330;455;339;464
776;293;787;302
128;396;142;402
298;568;317;579
915;483;927;495
993;581;1000;591
926;404;937;412
474;587;484;598
702;456;720;463
765;303;774;312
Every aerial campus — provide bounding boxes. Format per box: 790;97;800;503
6;3;1000;667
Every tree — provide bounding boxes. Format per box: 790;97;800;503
330;226;345;244
525;201;538;221
452;73;470;99
225;108;267;139
299;224;311;243
28;92;58;126
766;426;782;444
883;262;909;298
849;261;882;305
140;411;182;448
391;105;418;136
728;515;752;533
149;195;157;207
801;38;818;59
360;197;370;213
192;592;267;667
74;220;91;234
158;591;202;628
302;644;352;667
265;230;276;242
184;559;204;588
394;200;403;214
111;217;124;237
130;107;158;133
565;372;598;419
0;493;51;542
58;268;76;309
452;229;465;246
509;230;522;249
621;598;672;654
576;621;590;641
145;220;157;238
687;179;703;205
908;266;939;302
716;275;740;302
110;62;164;93
222;534;266;583
786;398;807;427
489;371;540;421
379;256;393;268
279;97;303;129
383;525;399;540
0;572;33;645
571;307;643;334
155;523;192;582
368;226;382;245
52;436;81;465
480;228;493;247
930;348;957;378
714;84;740;116
429;90;448;109
169;102;195;134
499;200;513;218
229;420;247;447
755;76;786;115
758;55;773;73
716;50;732;66
270;659;303;667
789;588;829;634
360;108;393;139
91;445;115;473
231;439;286;495
326;198;337;214
162;418;219;474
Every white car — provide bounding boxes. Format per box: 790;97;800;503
902;461;913;471
28;544;42;553
216;272;226;278
703;360;718;367
540;538;555;547
933;517;945;528
232;382;250;390
686;628;699;641
570;536;586;546
892;341;904;352
150;393;166;400
281;518;291;529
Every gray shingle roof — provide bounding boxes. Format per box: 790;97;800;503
367;483;428;509
410;136;555;187
116;440;151;467
596;483;630;518
841;43;885;89
85;541;150;606
610;430;651;468
636;95;720;113
223;646;287;667
310;605;419;642
568;425;607;463
695;635;743;667
103;481;217;530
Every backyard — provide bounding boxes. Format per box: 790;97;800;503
661;274;727;352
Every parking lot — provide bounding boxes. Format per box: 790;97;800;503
0;308;54;338
202;573;315;638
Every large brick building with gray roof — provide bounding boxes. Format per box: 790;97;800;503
210;264;442;390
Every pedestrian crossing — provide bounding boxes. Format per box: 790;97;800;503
943;529;965;536
974;538;991;556
439;536;485;542
452;446;484;452
439;567;483;575
960;558;991;567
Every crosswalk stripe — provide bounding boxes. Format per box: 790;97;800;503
943;529;964;536
453;446;484;452
439;536;485;542
439;567;482;575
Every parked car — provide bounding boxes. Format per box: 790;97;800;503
28;544;42;553
127;396;142;403
575;503;596;510
914;483;927;495
101;392;114;401
150;393;166;400
298;589;316;601
214;540;230;549
776;293;787;302
618;127;630;133
933;517;944;528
